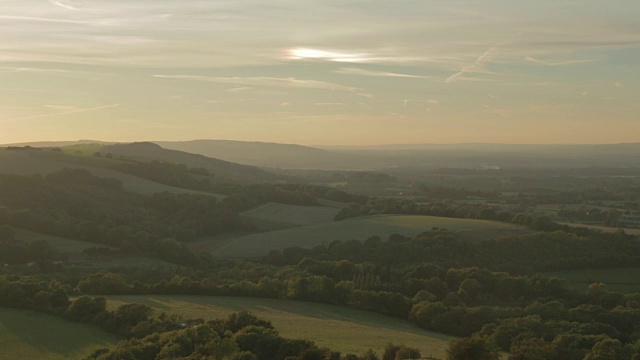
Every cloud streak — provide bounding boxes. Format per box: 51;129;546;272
152;74;360;93
2;103;122;123
334;67;430;79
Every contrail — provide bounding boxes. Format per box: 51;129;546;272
49;0;78;11
446;47;495;83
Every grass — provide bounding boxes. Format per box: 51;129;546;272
104;295;452;357
241;202;341;231
0;307;118;360
212;214;529;257
544;268;640;293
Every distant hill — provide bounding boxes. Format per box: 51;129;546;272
155;139;373;170
157;140;640;170
100;142;277;181
319;142;640;170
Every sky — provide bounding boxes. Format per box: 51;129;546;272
1;0;639;145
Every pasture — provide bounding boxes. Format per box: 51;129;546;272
104;295;452;358
0;307;117;360
545;268;640;294
212;214;528;257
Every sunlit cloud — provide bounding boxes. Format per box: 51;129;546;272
613;81;624;88
334;67;430;79
287;48;367;63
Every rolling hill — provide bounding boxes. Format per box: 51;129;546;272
0;147;220;197
101;142;278;181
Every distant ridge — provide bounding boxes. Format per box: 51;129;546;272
155;139;372;170
1;140;112;148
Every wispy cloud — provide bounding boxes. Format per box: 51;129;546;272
2;103;122;123
525;56;596;66
613;81;624;88
334;67;430;79
152;74;360;93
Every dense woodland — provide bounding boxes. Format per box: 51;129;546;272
2;145;640;359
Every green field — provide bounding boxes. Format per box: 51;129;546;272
104;295;452;357
0;307;117;360
241;202;341;230
545;268;640;293
212;214;528;257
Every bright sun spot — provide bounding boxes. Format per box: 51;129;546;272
287;48;364;62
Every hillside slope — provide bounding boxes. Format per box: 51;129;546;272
101;142;277;181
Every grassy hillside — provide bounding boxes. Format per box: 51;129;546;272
0;307;117;360
0;148;223;198
104;295;452;357
101;142;277;181
212;215;529;257
241;202;341;230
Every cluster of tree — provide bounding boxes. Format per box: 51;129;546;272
333;197;528;224
265;227;640;273
84;311;421;360
0;225;57;265
558;206;626;225
411;184;498;201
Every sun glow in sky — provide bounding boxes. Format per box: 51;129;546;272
1;0;639;145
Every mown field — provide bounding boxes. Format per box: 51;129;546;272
0;307;118;360
104;295;452;358
545;268;640;294
212;214;529;257
241;202;341;230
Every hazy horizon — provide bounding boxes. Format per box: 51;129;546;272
2;1;639;145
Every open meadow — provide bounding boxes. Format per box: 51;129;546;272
0;308;117;360
212;214;529;257
104;295;453;358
